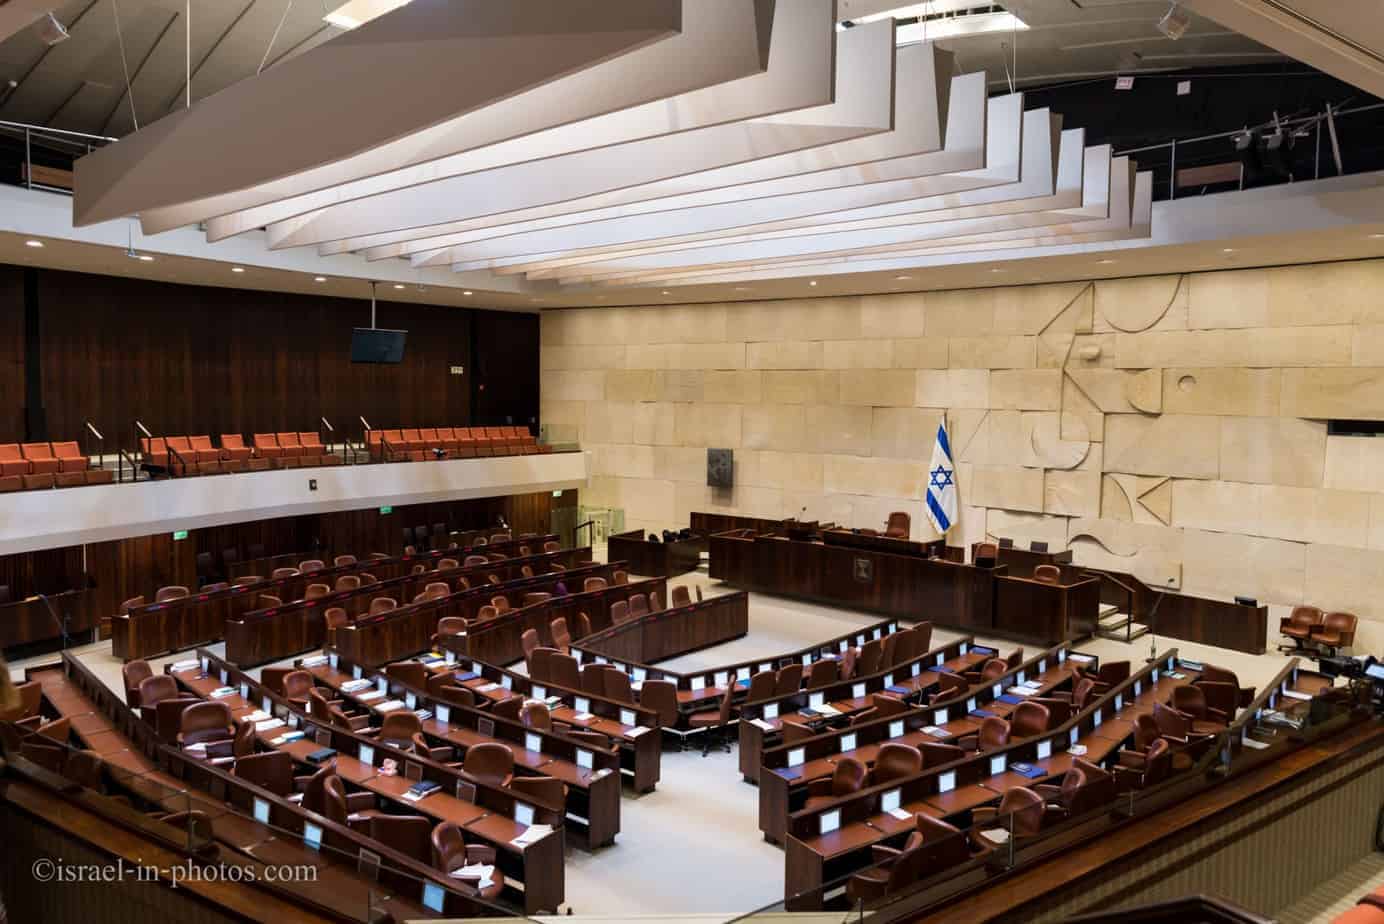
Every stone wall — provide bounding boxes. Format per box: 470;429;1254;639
540;258;1384;652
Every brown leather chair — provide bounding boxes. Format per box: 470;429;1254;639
884;511;910;539
972;786;1045;842
281;670;314;707
774;663;803;695
671;585;693;608
431;821;505;900
550;617;572;653
921;741;965;768
962;658;1008;687
1279;605;1323;651
846;830;924;905
857;638;884;676
366;814;432;865
974;541;999;565
1010;701;1052;738
1036;758;1116;819
122;660;154;707
802;757;869;810
1081;660;1130;696
933;671;969;700
612;570;629;586
687;688;735;756
521;628;541;664
233;750;294;797
463;554;489;567
412;731;455;763
368;597;398;616
462;742;514;788
1172;684;1229;731
873;742;923;786
1032;564;1062;584
155;585;189;602
871;693;911;718
510;774;567;811
1194;680;1241;722
805;659;838;688
839;647;859;681
375;711;423;748
387;661;428;691
627;593;650;619
1312;611;1358;656
63;749;105;790
1114;738;1172;791
609;600;630;624
747;670;777;702
519;701;552;732
322;774;380;831
491;696;523;722
782;722;815;746
528;646;557;682
638;679;679;731
583;576;608;592
603;669;634;704
523;592;552;607
136;674;181;724
957;716;1010;753
178;701;235;747
435;684;478;709
324;607;350;645
572;611;592;639
549;653;581;689
1199;664;1255;708
432;616;467;645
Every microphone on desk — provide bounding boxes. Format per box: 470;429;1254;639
36;591;72;654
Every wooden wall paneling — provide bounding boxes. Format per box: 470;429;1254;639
471;309;539;430
0;264;24;443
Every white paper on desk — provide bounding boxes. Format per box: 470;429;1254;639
625;725;650;738
302;654;328;667
1069;744;1087;756
342;679;372;692
255;718;286;732
452;863;496;888
816;704;841;717
511;823;553;847
888;807;912;821
210;687;236;699
272;732;304;745
923;726;947;737
1242;736;1270;750
750;718;775;732
357;690;385;702
980;828;1010;844
171;659;199;673
377;700;407;712
183;742;207;756
1006;686;1033;696
630;681;644;692
1283;689;1312;700
476;683;500;693
1068;653;1094;663
1021;680;1042;689
574;712;595;722
245;710;270;723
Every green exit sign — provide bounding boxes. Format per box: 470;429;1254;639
379;506;393;515
172;530;189;541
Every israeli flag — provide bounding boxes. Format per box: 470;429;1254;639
925;421;957;535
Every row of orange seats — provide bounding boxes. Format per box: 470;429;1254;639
141;433;341;476
1337;886;1384;923
0;441;113;492
367;426;547;462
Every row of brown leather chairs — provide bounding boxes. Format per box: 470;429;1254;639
1280;605;1358;656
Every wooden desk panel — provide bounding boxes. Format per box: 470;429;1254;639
993;575;1101;644
971;543;1074;578
607;528;706;577
578;593;750;664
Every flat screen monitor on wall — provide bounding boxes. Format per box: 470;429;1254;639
351;328;407;363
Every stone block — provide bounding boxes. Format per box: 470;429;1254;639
761;371;839;405
1170;480;1367;546
839;369;917;407
1066;518;1183;589
542;344;626;370
1044;468;1100;517
584;401;635;445
1113;327;1350;368
1268;260;1383;327
741;404;807;452
969;465;1044;512
823;455;926;499
825;340;894;369
949;335;1036;369
1022;412;1092;469
703;370;763;404
652;370;705;403
1324;433;1384;493
731;296;862;342
631;402;675;446
987;509;1072;550
641;303;728;344
1094;274;1187;333
747;340;823;370
995;281;1092;335
1104;414;1221;479
1281;368;1384;418
859;292;927;338
1188;268;1269;330
926;288;995;337
892;337;951;369
745;451;824;493
1160;368;1280;416
673;403;741;448
803;405;875;455
1218;417;1325;487
604;369;658;403
989;370;1062;410
589;443;655;480
1304;543;1384;621
1352;326;1384;366
871;407;944;460
1180;528;1305;606
916;369;990;409
653;446;711;484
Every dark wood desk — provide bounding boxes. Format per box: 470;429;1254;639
607;528;706;577
993;574;1101;643
0;589;95;650
709;531;1000;632
971;542;1074;577
1081;566;1270;654
576;592;750;664
824;529;944;558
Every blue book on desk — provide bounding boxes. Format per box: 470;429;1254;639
453;671;479;682
885;684;910;695
968;708;994;719
776;766;803;780
736;679;751;688
1008;763;1046;779
996;694;1024;705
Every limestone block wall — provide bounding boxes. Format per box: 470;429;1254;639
540;258;1384;652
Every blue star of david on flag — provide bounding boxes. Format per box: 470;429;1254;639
925;421;957;535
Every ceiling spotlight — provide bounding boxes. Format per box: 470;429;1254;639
314;275;327;282
37;12;70;46
808;280;818;287
231;266;245;273
1370;234;1384;240
1222;247;1236;253
1156;2;1191;40
24;240;44;248
324;0;414;30
138;254;155;262
462;290;473;295
393;283;405;289
733;286;751;292
661;290;671;295
1096;259;1116;265
894;275;912;281
989;267;1006;273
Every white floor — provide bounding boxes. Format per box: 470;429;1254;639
4;566;1318;921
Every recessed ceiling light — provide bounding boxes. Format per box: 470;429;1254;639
1369;233;1384;239
894;275;912;281
733;286;751;292
1221;247;1236;253
24;240;44;248
661;290;671;295
1096;259;1116;265
314;275;327;282
231;266;245;273
989;267;1006;273
138;254;155;262
808;280;818;287
462;290;473;295
393;283;405;289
